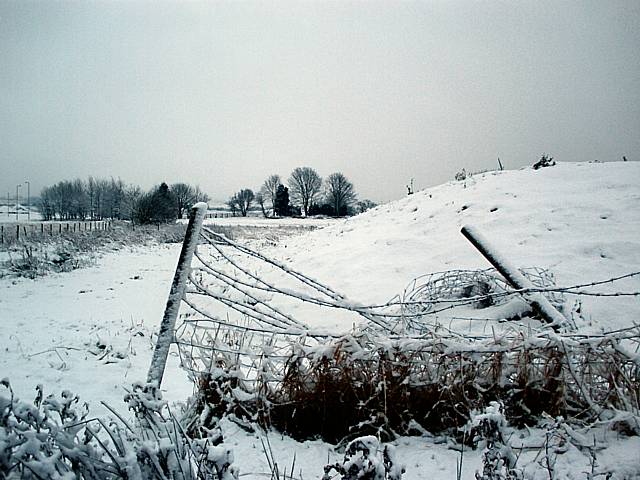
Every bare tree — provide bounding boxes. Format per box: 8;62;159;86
255;192;268;218
121;185;142;220
87;177;96;219
172;183;192;218
325;172;357;216
226;196;238;216
288;167;322;216
171;183;210;219
94;178;110;219
261;174;281;215
229;188;254;217
109;177;126;219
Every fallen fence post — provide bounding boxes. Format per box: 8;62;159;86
147;202;208;387
461;225;567;328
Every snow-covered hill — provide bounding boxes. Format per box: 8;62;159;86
275;161;640;333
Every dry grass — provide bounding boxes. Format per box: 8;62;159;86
184;328;640;443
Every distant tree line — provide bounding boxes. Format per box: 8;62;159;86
227;167;377;218
39;178;208;224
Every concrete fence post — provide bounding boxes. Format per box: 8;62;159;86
146;202;208;387
461;225;567;328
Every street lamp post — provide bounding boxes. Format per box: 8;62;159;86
25;181;30;221
16;184;22;221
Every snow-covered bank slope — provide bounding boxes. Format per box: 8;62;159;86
276;162;640;332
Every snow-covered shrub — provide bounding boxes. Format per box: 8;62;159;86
470;402;522;480
182;367;259;438
322;435;405;480
455;168;468;181
6;244;44;278
533;154;555;170
0;379;238;479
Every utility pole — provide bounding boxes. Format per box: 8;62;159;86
25;181;30;221
6;193;9;218
15;184;21;221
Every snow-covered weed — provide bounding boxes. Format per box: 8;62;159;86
469;402;523;480
322;435;405;480
533;154;556;170
0;379;238;479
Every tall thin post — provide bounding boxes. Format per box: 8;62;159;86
461;225;566;328
15;184;21;221
25;181;30;221
147;202;208;386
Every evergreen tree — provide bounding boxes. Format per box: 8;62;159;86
274;184;290;217
151;182;177;223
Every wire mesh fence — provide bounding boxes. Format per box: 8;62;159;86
167;224;640;436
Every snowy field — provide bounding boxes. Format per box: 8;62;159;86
2;161;640;478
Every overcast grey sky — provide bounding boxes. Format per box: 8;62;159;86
1;0;638;202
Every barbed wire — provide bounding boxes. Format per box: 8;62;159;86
187;229;640;340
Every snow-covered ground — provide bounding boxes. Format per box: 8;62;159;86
2;161;639;478
0;204;42;222
0;243;192;411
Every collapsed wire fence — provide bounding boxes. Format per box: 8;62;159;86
148;205;640;441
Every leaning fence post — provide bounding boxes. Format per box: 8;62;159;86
146;202;208;387
461;225;567;328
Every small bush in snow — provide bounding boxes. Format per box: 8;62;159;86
322;435;405;480
455;168;468;181
533;154;556;170
470;402;522;480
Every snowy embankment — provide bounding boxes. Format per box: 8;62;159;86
271;161;640;333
